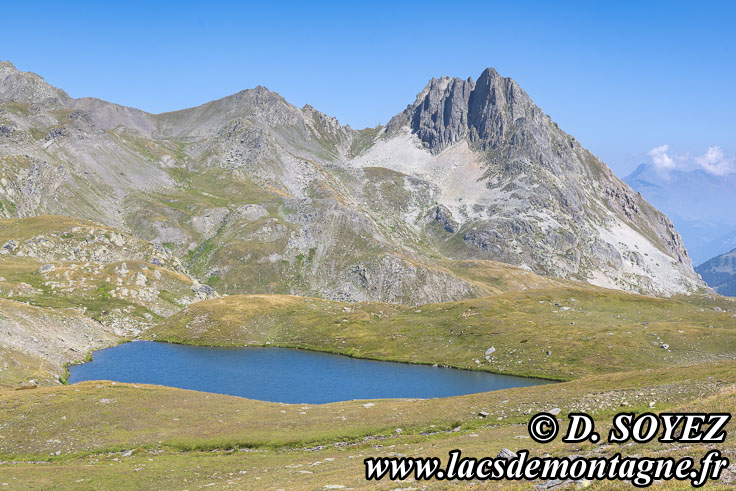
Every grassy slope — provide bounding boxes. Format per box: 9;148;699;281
0;345;54;386
0;362;735;488
0;215;103;242
1;291;735;488
150;288;736;380
441;259;574;294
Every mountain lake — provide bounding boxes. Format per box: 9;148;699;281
68;341;553;403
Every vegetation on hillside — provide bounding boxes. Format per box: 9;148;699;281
151;288;736;380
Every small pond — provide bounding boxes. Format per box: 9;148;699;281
68;341;552;403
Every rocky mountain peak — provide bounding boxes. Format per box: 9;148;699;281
364;67;703;295
386;67;538;153
467;67;535;147
0;61;69;105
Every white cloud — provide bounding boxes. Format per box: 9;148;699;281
647;144;734;176
648;144;676;170
695;146;735;176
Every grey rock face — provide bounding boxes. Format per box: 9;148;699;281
431;205;458;233
0;61;69;105
387;68;538;154
408;77;474;150
234;204;268;221
193;284;218;301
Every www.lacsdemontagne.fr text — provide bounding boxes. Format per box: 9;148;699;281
365;449;728;487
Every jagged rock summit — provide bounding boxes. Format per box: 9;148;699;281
354;68;701;295
0;62;704;301
385;68;533;153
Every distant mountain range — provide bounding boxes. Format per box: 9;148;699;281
696;247;736;296
624;163;736;266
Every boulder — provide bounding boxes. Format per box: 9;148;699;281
197;284;215;296
192;207;229;237
135;272;147;287
234;204;268;221
497;448;517;460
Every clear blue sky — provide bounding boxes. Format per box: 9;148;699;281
2;0;734;176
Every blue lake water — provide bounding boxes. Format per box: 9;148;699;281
68;341;552;403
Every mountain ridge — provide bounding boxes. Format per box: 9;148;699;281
0;61;705;301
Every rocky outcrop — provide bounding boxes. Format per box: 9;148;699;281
191;208;229;238
386;68;540;154
333;254;477;305
0;217;185;273
401;76;475;150
431;205;458;233
0;61;69;105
